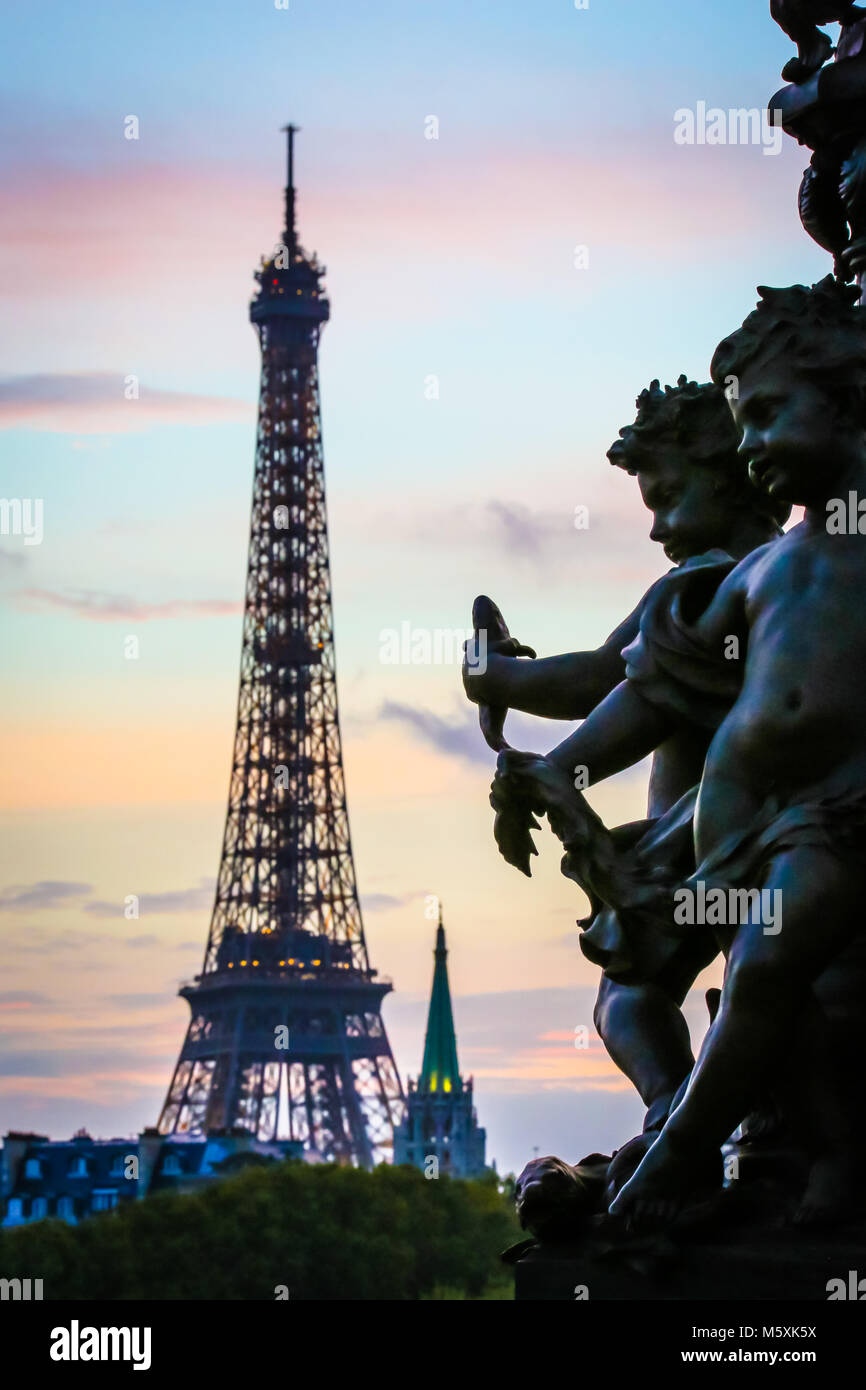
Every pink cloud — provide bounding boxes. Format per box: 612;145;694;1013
0;372;253;433
0;162;271;298
0;139;799;315
15;589;242;621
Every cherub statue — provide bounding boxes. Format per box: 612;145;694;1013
608;277;866;1226
493;279;866;1229
464;378;788;1192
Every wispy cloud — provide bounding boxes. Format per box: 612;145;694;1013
0;1053;67;1078
4;929;104;955
0;878;214;923
0;991;52;1007
0;548;27;573
379;701;491;767
361;891;418;913
377;700;571;768
0;880;92;912
485;500;563;560
0;373;254;434
84;877;215;918
16;589;242;622
100;993;176;1009
405;498;579;563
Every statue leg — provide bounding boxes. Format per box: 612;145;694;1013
610;847;862;1222
814;935;866;1153
593;973;694;1134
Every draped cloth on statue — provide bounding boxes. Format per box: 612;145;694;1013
621;549;741;728
573;786;713;985
575;552;739;983
623;549;866;885
573;550;866;983
684;786;866;897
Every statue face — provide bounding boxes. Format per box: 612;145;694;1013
637;456;731;564
731;358;863;504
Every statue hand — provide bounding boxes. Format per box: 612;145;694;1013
495;748;582;821
463;642;508;705
491;749;596;871
464;595;536;703
490;751;544;875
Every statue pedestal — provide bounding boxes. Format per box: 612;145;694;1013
514;1224;866;1301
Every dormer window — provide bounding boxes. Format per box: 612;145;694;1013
24;1158;42;1179
68;1157;88;1178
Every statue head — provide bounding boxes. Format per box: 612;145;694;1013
608;376;790;564
711;277;866;504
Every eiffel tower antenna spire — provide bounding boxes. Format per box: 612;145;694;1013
281;122;299;258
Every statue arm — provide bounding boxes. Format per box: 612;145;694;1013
490;685;669;877
545;679;675;784
488;558;749;873
490;679;674;877
542;555;751;783
464;602;640;721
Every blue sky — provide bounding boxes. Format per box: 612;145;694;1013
0;0;832;1174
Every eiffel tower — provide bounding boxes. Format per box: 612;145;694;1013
157;127;405;1166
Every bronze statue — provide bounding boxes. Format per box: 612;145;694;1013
484;278;866;1231
770;3;863;82
464;379;788;1176
456;6;866;1297
611;277;866;1225
770;4;866;283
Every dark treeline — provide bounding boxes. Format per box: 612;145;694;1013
0;1161;518;1300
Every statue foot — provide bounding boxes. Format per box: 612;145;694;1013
604;1132;657;1204
608;1126;721;1227
515;1153;608;1240
792;1151;859;1228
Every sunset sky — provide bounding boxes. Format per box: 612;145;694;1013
0;0;828;1174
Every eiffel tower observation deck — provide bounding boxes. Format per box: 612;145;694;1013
157;128;405;1166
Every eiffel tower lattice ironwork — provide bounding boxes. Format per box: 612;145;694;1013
158;126;405;1165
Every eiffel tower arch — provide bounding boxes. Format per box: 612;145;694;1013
158;127;405;1166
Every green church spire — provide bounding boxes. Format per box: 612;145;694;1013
418;904;462;1095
